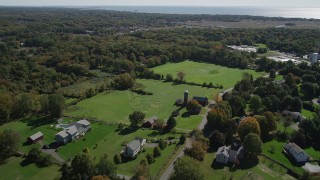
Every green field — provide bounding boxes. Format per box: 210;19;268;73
0;117;60;153
66;79;218;123
0;157;61;180
152;60;264;88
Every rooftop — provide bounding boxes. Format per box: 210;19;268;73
56;131;69;138
66;125;78;135
29;131;43;141
127;140;141;150
77;119;91;126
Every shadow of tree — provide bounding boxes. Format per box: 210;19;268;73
20;116;54;129
118;127;137;135
181;111;191;118
211;159;225;170
238;156;259;170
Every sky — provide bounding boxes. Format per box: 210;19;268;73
0;0;319;7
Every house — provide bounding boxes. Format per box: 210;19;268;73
123;138;146;158
215;146;229;164
55;119;91;144
282;110;306;122
284;142;309;163
70;119;91;134
193;96;209;106
28;131;44;143
141;116;158;128
215;143;245;165
55;131;70;144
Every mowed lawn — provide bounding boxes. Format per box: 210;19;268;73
57;123;181;176
203;153;291;180
66;79;218;123
0;118;60;153
152;60;265;88
0;157;61;180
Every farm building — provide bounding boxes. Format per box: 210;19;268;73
141;116;158;129
28;131;44;143
284;142;309;163
193;96;209;106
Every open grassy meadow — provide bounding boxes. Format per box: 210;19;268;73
66;79;218;123
152;60;265;88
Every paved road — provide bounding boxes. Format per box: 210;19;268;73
41;148;65;164
144;143;159;148
159;138;192;180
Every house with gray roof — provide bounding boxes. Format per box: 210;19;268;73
284;142;309;163
55;119;91;144
122;137;146;158
215;146;229;164
215;144;245;165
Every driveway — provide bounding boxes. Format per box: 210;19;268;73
41;148;65;164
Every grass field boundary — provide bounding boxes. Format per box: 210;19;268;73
261;153;300;179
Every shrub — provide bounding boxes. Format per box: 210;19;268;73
114;154;122;164
159;139;167;150
146;153;155;164
153;146;161;157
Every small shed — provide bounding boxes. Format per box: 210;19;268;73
28;131;44;143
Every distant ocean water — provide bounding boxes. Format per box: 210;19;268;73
84;6;320;19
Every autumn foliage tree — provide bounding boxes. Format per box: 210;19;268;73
186;99;202;115
238;117;261;141
184;141;208;161
207;108;228;130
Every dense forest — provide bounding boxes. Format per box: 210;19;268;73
0;7;320;124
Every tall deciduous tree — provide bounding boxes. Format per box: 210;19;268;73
166;116;177;130
243;133;263;158
184;141;208;161
170;156;205;180
207;108;228;130
177;71;186;82
71;153;94;179
0;130;20;162
238;117;261;141
249;95;262;114
129;111;145;128
186;99;202;115
95;154;117;178
48;93;65;118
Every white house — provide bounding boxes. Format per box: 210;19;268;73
122;137;146;158
284;143;309;163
